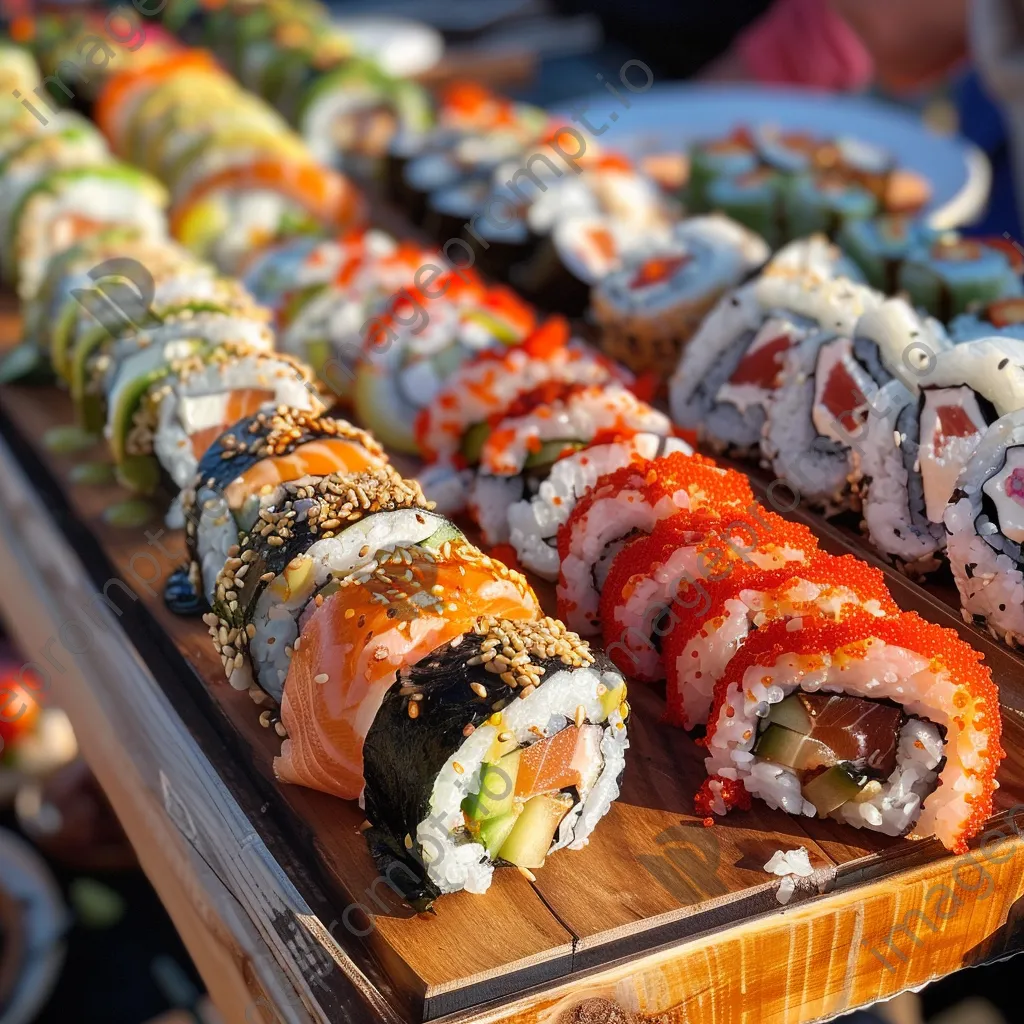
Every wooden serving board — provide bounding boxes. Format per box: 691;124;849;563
2;297;1024;1023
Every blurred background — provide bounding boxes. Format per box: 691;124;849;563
0;0;1021;1021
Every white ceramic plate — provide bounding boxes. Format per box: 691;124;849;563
559;84;990;230
332;16;444;78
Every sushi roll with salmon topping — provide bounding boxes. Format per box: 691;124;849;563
701;611;1004;852
203;468;452;700
360;616;628;904
507;432;693;581
557;453;754;635
664;553;897;729
468;382;674;545
600;506;820;684
273;543;541;801
172;409;388;612
592;215;770;379
945;407;1024;646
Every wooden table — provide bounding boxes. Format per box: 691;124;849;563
0;300;1023;1024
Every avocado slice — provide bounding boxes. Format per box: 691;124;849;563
479;807;523;859
497;792;574;869
802;764;867;816
524;439;586;472
116;454;162;496
462;751;520;822
766;694;813;735
754;723;837;772
460;421;490;466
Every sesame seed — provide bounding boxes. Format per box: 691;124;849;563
518;866;537;882
453;762;464;775
470;682;487;699
408;702;420;719
314;673;329;685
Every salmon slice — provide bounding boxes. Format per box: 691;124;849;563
514;725;600;799
188;388;276;460
275;547;540;800
223;438;383;508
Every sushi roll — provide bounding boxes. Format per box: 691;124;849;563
700;611;1003;852
296;59;433;173
600;505;821;684
360;616;629;903
704;169;787;249
686;129;760;212
670;265;879;455
557;453;754;635
174;409;387;610
837;215;936;292
466;383;674;546
507;432;693;581
592;215;770;378
782;172;878;241
105;340;321;494
72;285;275;433
202;469;457;698
272;542;542;799
897;237;1024;321
664;553;897;729
415;318;627;469
950;296;1024;342
170;156;366;274
946;408;1024;645
352;282;538;455
7;163;169;302
762;297;948;512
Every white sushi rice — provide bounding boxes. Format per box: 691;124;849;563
945;408;1024;645
671;576;891;728
508;434;693;580
153;351;323;488
416;664;628;895
704;641;963;845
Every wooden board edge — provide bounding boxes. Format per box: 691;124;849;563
433;830;1024;1024
0;431;407;1024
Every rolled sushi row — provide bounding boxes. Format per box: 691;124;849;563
92;49;365;274
0;59;169;304
157;0;434;176
685;126;931;249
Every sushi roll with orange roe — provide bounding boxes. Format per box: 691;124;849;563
467;381;673;546
556;452;753;635
701;611;1004;852
599;505;819;684
664;553;897;729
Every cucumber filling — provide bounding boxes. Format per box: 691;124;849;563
753;692;907;816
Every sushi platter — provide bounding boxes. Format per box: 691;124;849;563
2;5;1024;1024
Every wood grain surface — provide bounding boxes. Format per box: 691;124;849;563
2;299;1024;1022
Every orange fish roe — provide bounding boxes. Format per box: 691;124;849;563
595;504;819;680
704;610;1004;851
663;553;897;727
556;453;750;567
694;776;751;817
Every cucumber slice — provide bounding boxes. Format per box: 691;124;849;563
599;682;626;723
460;422;490;466
766;695;813;735
484;727;518;763
116;454;161;496
422;518;465;551
497;792;574;870
524;439;586;471
802;764;866;816
462;751;520;822
753;724;837;772
479;807;522;859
